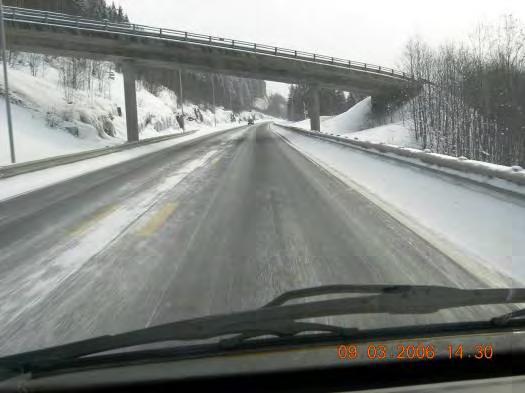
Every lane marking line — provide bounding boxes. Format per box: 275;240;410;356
136;202;178;237
70;205;118;236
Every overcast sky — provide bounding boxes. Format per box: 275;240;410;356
112;0;525;96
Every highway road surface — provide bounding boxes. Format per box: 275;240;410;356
0;123;504;356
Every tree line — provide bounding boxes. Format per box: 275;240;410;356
4;0;129;22
403;15;525;166
139;69;266;114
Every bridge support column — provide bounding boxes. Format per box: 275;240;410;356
308;84;321;132
122;62;139;142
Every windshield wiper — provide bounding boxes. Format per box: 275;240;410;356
1;284;524;372
491;308;525;326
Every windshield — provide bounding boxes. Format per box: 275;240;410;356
0;0;524;362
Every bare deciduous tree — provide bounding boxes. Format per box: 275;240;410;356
403;15;525;166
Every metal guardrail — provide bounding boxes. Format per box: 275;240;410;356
2;5;415;81
277;124;525;192
0;130;196;179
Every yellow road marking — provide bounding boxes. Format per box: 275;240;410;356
137;202;177;237
71;205;117;236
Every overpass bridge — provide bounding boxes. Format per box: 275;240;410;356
2;6;420;140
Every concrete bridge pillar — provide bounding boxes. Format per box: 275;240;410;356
122;62;139;142
308;84;321;132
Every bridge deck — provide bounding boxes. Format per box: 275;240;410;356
3;6;419;95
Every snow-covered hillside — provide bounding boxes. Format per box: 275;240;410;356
0;56;267;165
291;96;421;149
322;96;372;132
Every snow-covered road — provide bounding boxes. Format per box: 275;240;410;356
0;123;514;356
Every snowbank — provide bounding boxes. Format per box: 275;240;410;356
322;96;372;132
275;125;525;287
279;124;525;192
292;97;372;133
344;122;421;149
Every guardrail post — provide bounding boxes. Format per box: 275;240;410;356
44;11;48;23
209;36;212;43
76;17;79;27
132;24;136;31
274;47;277;55
348;60;351;67
313;54;316;61
184;32;188;40
232;39;235;48
331;57;334;64
122;62;139;142
254;43;257;52
294;50;297;57
159;28;162;37
379;66;381;72
364;64;367;70
104;19;108;30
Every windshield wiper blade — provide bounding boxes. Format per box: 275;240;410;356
1;285;524;371
492;308;525;326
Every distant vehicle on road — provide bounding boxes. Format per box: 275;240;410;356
248;118;255;125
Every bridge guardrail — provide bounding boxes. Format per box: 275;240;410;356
2;5;414;81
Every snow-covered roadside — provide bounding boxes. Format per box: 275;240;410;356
1;61;267;165
0;124;248;203
274;125;525;287
339;123;420;149
0;97;120;165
